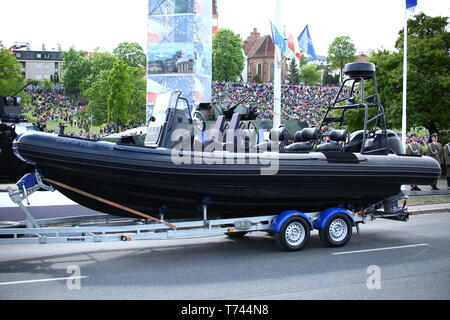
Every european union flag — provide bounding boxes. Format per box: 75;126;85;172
406;0;418;12
297;25;317;61
270;21;287;56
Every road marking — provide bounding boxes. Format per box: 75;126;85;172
0;276;88;287
333;244;429;255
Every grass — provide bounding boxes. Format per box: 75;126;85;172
24;110;104;135
407;195;450;206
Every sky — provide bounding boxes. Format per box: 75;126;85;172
0;0;448;56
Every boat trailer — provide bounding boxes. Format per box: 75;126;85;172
0;171;410;251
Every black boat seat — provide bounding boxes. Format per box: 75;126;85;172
240;129;259;153
316;130;348;152
256;127;288;153
284;142;313;153
194;115;226;152
284;128;319;153
344;130;364;153
316;142;342;152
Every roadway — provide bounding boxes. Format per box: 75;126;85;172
0;211;449;300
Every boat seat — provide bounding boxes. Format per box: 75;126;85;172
194;115;226;152
224;113;242;153
256;127;288;153
284;128;319;153
316;130;348;152
240;129;259;153
316;142;342;152
344;130;364;153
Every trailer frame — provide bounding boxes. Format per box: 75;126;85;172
0;171;410;251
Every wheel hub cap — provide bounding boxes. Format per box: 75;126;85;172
286;222;305;246
329;219;348;242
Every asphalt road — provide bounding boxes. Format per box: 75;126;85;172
0;212;449;300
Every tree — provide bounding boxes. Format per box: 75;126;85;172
287;59;300;85
61;48;92;101
212;29;245;82
113;42;146;69
321;65;340;85
327;36;357;81
300;64;321;86
251;74;262;83
0;42;24;96
81;51;119;93
107;60;132;128
82;69;110;126
370;13;450;137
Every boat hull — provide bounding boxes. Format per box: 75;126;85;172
14;132;441;220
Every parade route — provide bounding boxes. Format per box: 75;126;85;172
0;211;449;300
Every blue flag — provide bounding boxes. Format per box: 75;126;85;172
270;21;287;55
297;25;317;61
406;0;417;12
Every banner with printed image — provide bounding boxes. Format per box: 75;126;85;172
147;0;212;121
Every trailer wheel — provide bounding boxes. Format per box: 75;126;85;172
225;232;248;239
319;214;353;248
274;217;310;251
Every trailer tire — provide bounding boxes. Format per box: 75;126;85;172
225;232;248;239
319;214;353;248
274;217;310;251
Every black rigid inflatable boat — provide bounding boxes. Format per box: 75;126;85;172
13;63;441;220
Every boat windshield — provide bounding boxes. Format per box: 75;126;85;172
145;93;172;146
152;94;171;125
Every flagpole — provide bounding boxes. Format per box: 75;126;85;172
402;6;408;150
273;0;282;129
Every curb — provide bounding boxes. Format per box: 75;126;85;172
409;204;450;216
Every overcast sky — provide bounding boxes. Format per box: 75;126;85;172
0;0;448;55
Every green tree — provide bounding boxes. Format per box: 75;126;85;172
82;51;146;129
287;58;300;85
321;64;340;85
300;64;321;86
212;29;245;82
369;13;449;137
107;60;132;128
83;69;111;126
127;66;146;125
0;42;24;96
327;36;357;81
252;74;262;83
81;51;119;92
113;42;146;69
61;48;92;101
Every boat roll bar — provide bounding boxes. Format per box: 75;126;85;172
319;62;389;155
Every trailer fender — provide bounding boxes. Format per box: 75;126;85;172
270;210;314;233
314;208;355;230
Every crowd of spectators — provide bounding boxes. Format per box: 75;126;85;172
23;85;99;138
24;86;79;126
22;86;146;139
212;82;349;127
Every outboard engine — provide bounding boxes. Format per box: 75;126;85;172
382;130;404;155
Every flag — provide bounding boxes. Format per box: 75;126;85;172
287;33;302;61
406;0;418;12
297;25;317;61
287;33;295;52
270;21;287;55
